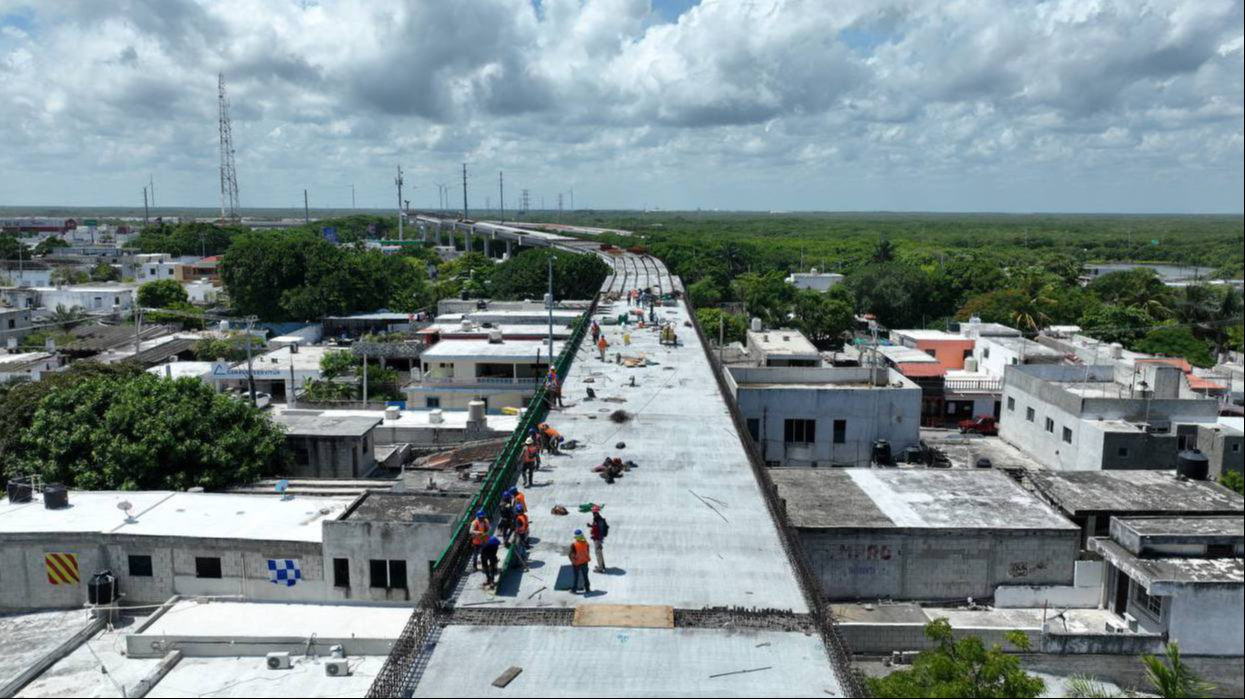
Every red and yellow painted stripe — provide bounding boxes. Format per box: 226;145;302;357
45;553;81;586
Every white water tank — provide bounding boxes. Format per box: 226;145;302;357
751;318;763;333
429;409;445;425
461;319;473;332
488;330;504;344
385;406;400;422
967;316;982;338
1110;343;1124;360
964;358;979;373
468;400;486;424
220;320;231;332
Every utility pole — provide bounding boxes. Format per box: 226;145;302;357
395;165;405;241
143;187;150;225
570;188;574;211
218;73;241;222
134;307;143;358
245;316;258;405
558;193;564;220
304;189;310;224
149;175;156;209
548;254;556;363
499;172;505;222
462;163;469;221
351;184;356;210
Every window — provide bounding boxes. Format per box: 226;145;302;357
1063;427;1074;444
1206;544;1234;559
746;419;760;442
1007;397;1015;412
128;555;154;578
1132;582;1165;619
370;560;408;590
333;559;351;588
1118;447;1131;459
1027;407;1036;423
834;420;847;445
963;349;974;361
925;349;937;358
784;419;816;445
984;347;992;360
195;557;223;580
1233;444;1241;454
426;397;442;409
1045;418;1055;434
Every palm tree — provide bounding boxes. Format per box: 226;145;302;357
49;304;89;330
1143;643;1215;698
872;239;897;264
1066;675;1126;698
1010;268;1059;333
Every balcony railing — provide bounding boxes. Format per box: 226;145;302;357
410;376;541;388
944;377;1004;393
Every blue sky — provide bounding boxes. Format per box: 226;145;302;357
0;0;1241;214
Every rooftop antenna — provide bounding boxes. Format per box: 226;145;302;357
218;73;241;222
117;501;137;524
499;172;505;222
462;163;470;220
395;165;405;240
149;175;156;209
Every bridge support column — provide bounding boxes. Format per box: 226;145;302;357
484;236;493;258
505;239;514;260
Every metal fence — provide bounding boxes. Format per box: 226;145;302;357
366;299;596;698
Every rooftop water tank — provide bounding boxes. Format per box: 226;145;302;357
964;358;980;373
429;409;445;425
751;318;763;333
5;477;34;504
88;571;117;607
385;406;401;422
43;485;70;510
1110;343;1124;360
1177;449;1210;482
468;401;487;424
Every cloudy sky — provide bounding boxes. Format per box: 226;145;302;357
1;0;1242;213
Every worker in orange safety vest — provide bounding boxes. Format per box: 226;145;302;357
470;510;490;572
521;438;541;488
568;530;593;595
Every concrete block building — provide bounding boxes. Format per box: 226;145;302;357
272;411;383;479
727;366;921;468
772;469;1080;602
0;490;460;612
1027;469;1245;549
1091;517;1243;657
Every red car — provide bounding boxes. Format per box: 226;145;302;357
959;416;999;436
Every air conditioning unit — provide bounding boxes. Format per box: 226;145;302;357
266;652;292;671
325;659;350;678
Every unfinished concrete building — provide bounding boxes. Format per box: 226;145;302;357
772;469;1080;602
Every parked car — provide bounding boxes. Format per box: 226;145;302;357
958;416;999;436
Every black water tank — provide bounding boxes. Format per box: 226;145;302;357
1177;449;1210;481
88;571;116;606
6;478;34;504
873;440;893;466
43;485;70;510
904;447;924;465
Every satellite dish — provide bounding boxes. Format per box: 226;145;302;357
276;480;292;500
117;501;136;523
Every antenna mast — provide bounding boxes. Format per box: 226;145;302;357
218;73;241;221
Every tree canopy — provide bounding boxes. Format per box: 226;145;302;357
1135;326;1216;368
3;366;288;491
489;249;611;302
221;231;431;322
868;620;1045;698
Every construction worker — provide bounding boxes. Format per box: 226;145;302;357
546;369;565;409
512;487;527;513
498;494;517;546
513;504;532;572
521;438;541;488
597;334;610;362
599;457;626;484
568;530;593;595
481;536;501;590
539;423;564;456
589;506;610;574
470;510;490;572
591;321;601;344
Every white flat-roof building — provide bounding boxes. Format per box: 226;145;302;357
727;366;921;467
746;329;823;367
406;338;564;412
786;270;844;293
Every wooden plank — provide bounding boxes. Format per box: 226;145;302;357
493;667;523;689
572;604;675;630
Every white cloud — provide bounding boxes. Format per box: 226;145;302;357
0;0;1240;213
